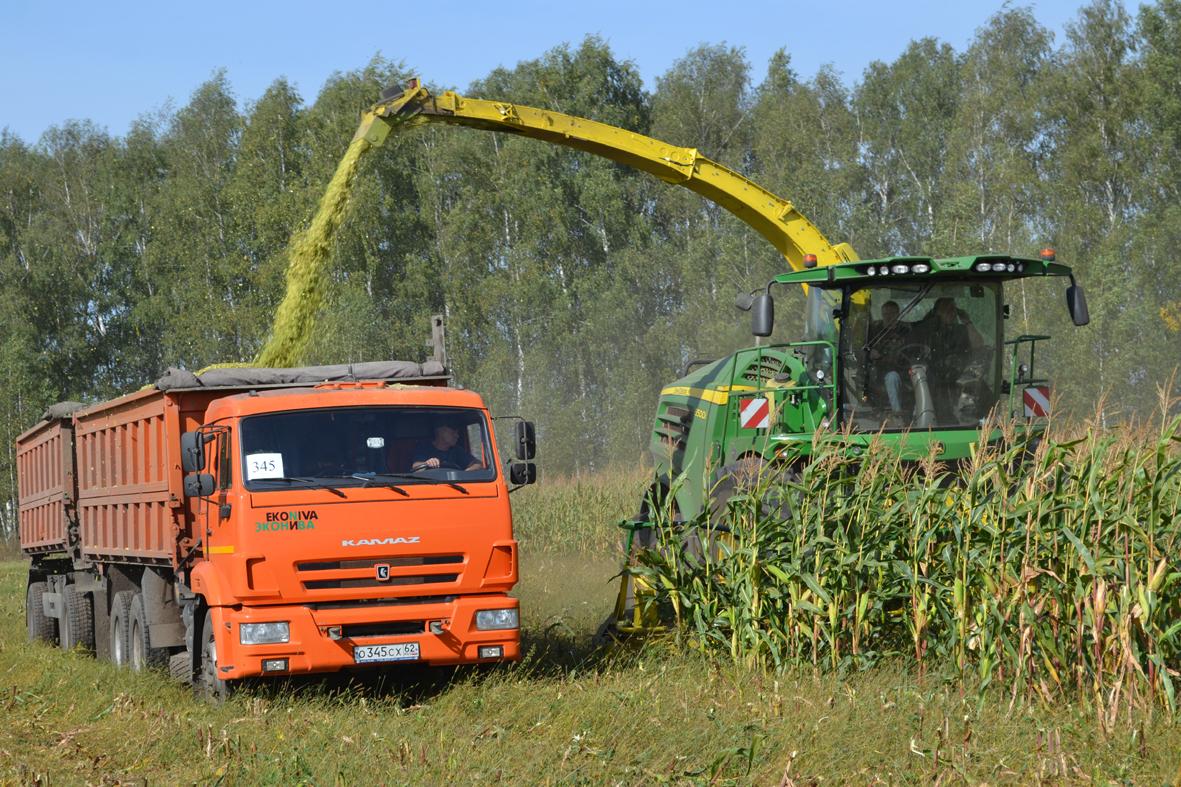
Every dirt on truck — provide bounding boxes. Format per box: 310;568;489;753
18;360;537;696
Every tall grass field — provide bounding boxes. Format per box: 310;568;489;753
0;432;1180;782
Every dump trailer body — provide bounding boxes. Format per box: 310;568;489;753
72;387;220;565
15;406;79;556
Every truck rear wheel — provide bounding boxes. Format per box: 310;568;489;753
26;582;57;644
128;594;168;671
195;609;233;701
60;585;95;654
109;591;134;666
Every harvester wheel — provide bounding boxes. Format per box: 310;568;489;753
25;582;57;644
710;457;799;525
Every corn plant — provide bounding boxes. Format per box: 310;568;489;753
632;409;1181;722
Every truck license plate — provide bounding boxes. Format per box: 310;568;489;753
354;642;420;663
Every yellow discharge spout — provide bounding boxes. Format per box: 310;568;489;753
254;131;378;367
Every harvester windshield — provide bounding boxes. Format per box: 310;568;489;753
840;281;1002;431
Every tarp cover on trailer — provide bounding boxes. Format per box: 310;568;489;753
153;360;448;390
40;401;85;421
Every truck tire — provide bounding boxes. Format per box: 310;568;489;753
60;585;95;654
195;609;233;701
168;652;192;683
128;594;168;671
26;582;57;644
109;591;134;666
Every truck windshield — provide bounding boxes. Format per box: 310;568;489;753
838;280;1002;431
240;406;496;490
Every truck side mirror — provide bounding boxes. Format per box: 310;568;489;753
752;292;774;337
510;462;537;485
183;472;215;498
515;421;536;460
1066;282;1090;326
180;431;210;473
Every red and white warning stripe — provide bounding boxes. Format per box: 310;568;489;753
739;397;770;429
1023;385;1051;417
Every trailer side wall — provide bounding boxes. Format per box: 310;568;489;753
74;389;183;565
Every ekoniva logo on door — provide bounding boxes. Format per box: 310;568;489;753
255;510;319;532
739;397;771;429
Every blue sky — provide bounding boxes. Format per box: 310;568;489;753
2;0;1100;144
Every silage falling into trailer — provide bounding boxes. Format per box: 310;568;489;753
254;134;375;368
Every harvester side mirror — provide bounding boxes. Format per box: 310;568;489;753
1066;282;1090;326
180;431;212;473
515;421;536;460
183;472;215;498
510;462;537;485
734;291;754;312
752;293;774;337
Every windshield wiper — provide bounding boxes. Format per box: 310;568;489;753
374;472;469;495
347;473;410;496
253;476;346;498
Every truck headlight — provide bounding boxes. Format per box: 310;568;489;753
240;621;290;645
475;608;519;631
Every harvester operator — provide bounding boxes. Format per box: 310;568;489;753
920;297;986;421
868;300;910;414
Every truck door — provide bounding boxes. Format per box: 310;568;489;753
198;426;233;557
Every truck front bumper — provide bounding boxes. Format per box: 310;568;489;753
210;594;520;679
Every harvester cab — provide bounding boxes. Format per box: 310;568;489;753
608;251;1089;635
644;251;1087;521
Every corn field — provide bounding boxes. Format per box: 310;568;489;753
634;407;1181;724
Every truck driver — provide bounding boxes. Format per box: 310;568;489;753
411;422;484;471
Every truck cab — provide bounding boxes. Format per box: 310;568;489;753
185;383;526;686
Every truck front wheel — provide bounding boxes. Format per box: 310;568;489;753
26;582;57;644
195;609;233;701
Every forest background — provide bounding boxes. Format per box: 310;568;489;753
1;0;1179;538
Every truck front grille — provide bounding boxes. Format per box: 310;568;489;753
296;553;464;592
297;555;463;572
302;574;458;591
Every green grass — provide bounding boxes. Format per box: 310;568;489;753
0;473;1179;782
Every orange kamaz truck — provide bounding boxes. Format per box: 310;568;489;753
17;360;536;696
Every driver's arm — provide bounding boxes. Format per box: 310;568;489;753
957;309;986;349
410;447;439;470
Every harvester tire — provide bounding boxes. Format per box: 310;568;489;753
60;585;95;654
709;457;770;518
26;582;57;644
109;591;134;666
711;457;799;524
